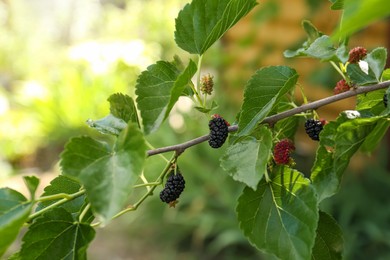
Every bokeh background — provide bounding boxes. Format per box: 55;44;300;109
1;0;389;259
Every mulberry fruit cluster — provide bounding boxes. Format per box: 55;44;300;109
305;119;324;141
333;79;351;94
273;139;295;165
200;74;214;95
160;171;185;204
384;93;388;108
208;115;229;148
348;47;367;63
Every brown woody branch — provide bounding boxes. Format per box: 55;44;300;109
147;80;390;156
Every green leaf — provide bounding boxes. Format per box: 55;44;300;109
23;176;39;200
333;0;390;38
304;35;337;61
194;100;218;114
108;93;139;126
302;20;321;44
366;47;387;81
175;0;257;54
328;0;344;10
382;69;390;80
19;208;95;260
220;126;272;190
165;59;197;119
86;114;127;136
236;166;318;260
311;211;344;260
346;63;377;85
0;188;32;257
36;175;86;218
60;136;111;179
311;113;381;201
135;60;195;134
360;120;390;153
79;123;147;223
238;66;298;136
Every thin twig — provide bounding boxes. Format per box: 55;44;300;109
147;80;390;157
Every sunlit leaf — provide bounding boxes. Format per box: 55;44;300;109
60;136;111;179
236;166;318;260
333;0;390;38
79;123;147;223
86;114;127;136
135;60;195;134
175;0;257;54
304;35;337;61
328;0;344;10
0;188;32;257
36;175;86;219
19;208;95;260
312;211;344;260
165;59;197;119
238;66;298;136
220;126;272;190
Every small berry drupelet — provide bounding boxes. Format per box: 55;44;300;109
160;171;185;204
200;74;214;95
333;79;351;94
273;139;295;165
305;119;325;141
208;114;229;148
348;47;367;63
384;93;388;108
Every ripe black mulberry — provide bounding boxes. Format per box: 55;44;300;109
208;115;229;148
160;171;185;204
305;119;324;141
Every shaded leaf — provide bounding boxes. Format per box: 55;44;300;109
302;20;321;44
79;123;147;222
60;136;111;179
304;35;337;61
346;63;377;85
194;100;218;114
0;188;32;257
312;113;381;201
238;66;298;136
329;0;344;10
23;176;39;200
312;211;344;260
236;166;318;259
220;126;272;190
19;208;95;260
175;0;257;54
108;93;139;126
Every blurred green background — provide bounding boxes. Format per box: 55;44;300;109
1;0;389;259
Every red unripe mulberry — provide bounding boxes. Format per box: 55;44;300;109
333;79;351;95
273;139;295;165
348;47;367;63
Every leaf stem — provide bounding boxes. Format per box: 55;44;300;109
330;61;347;81
28;189;86;221
79;203;91;223
36;193;75;202
132;182;161;188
